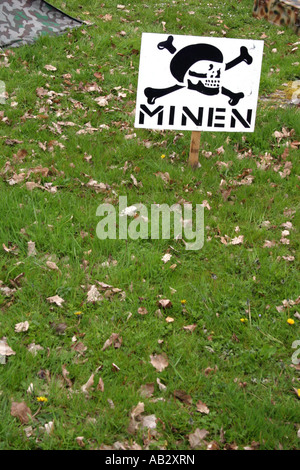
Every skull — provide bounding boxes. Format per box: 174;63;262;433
143;39;252;106
186;60;223;91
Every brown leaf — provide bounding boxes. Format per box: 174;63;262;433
206;440;220;450
71;341;87;354
87;285;103;303
0;337;16;356
127;402;147;434
263;240;276;248
76;436;85;448
44;64;57;71
139;383;154;398
46;261;61;273
62;365;73;388
141;414;157;430
11;401;32;424
97;377;104;392
230;235;244;245
158;299;172;309
183;324;197;333
50;322;67;335
102;333;122;351
196;400;210;414
174;390;192;405
204;365;218;376
243;441;260;450
165;316;174;323
130;402;145;419
46;294;65;307
138;307;148;315
112;363;120;372
25;182;42;191
155;171;170;183
156;378;167;391
27;343;44;355
15;321;29;333
188;428;209;449
150;353;169;372
81;373;94;394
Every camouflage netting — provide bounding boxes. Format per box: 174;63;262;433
253;0;300;34
0;0;82;48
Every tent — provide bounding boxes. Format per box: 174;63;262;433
0;0;82;48
253;0;300;34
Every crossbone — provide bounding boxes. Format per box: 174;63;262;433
144;36;253;106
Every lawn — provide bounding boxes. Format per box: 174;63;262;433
0;0;299;450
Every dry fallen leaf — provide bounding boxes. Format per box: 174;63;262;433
11;401;32;424
62;365;73;388
201;200;211;210
243;441;260;450
188;428;209;449
150;353;169;372
165;316;174;323
15;321;29;333
95;281;126;301
158;299;172;309
174;389;192;405
206;440;220;450
0;337;16;356
46;294;65;307
81;373;94;394
87;285;103;303
44;64;57;71
204;365;218;376
46;261;61;273
128;402;145;434
183;324;197;333
138;307;148;315
71;341;87;355
139;383;155;398
97;377;104;392
27;343;44;355
263;240;276;248
76;436;85;448
44;421;54;435
27;241;37;257
101;13;113;21
230;235;244;245
156;377;167;391
155;171;170;183
161;253;172;263
141;414;157;430
102;333;122;351
0;283;16;297
196;400;210;414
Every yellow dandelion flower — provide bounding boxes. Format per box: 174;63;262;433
161;154;166;159
297;389;300;398
181;299;187;304
287;318;295;325
240;318;247;323
36;396;48;403
74;311;82;316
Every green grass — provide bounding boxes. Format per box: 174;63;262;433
0;0;299;450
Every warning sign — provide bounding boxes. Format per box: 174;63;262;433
135;33;264;132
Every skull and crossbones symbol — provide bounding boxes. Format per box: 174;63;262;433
144;36;253;107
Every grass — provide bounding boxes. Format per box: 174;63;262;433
0;0;299;450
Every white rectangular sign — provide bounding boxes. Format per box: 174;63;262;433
135;33;264;133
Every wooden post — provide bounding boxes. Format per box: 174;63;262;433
189;131;201;168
